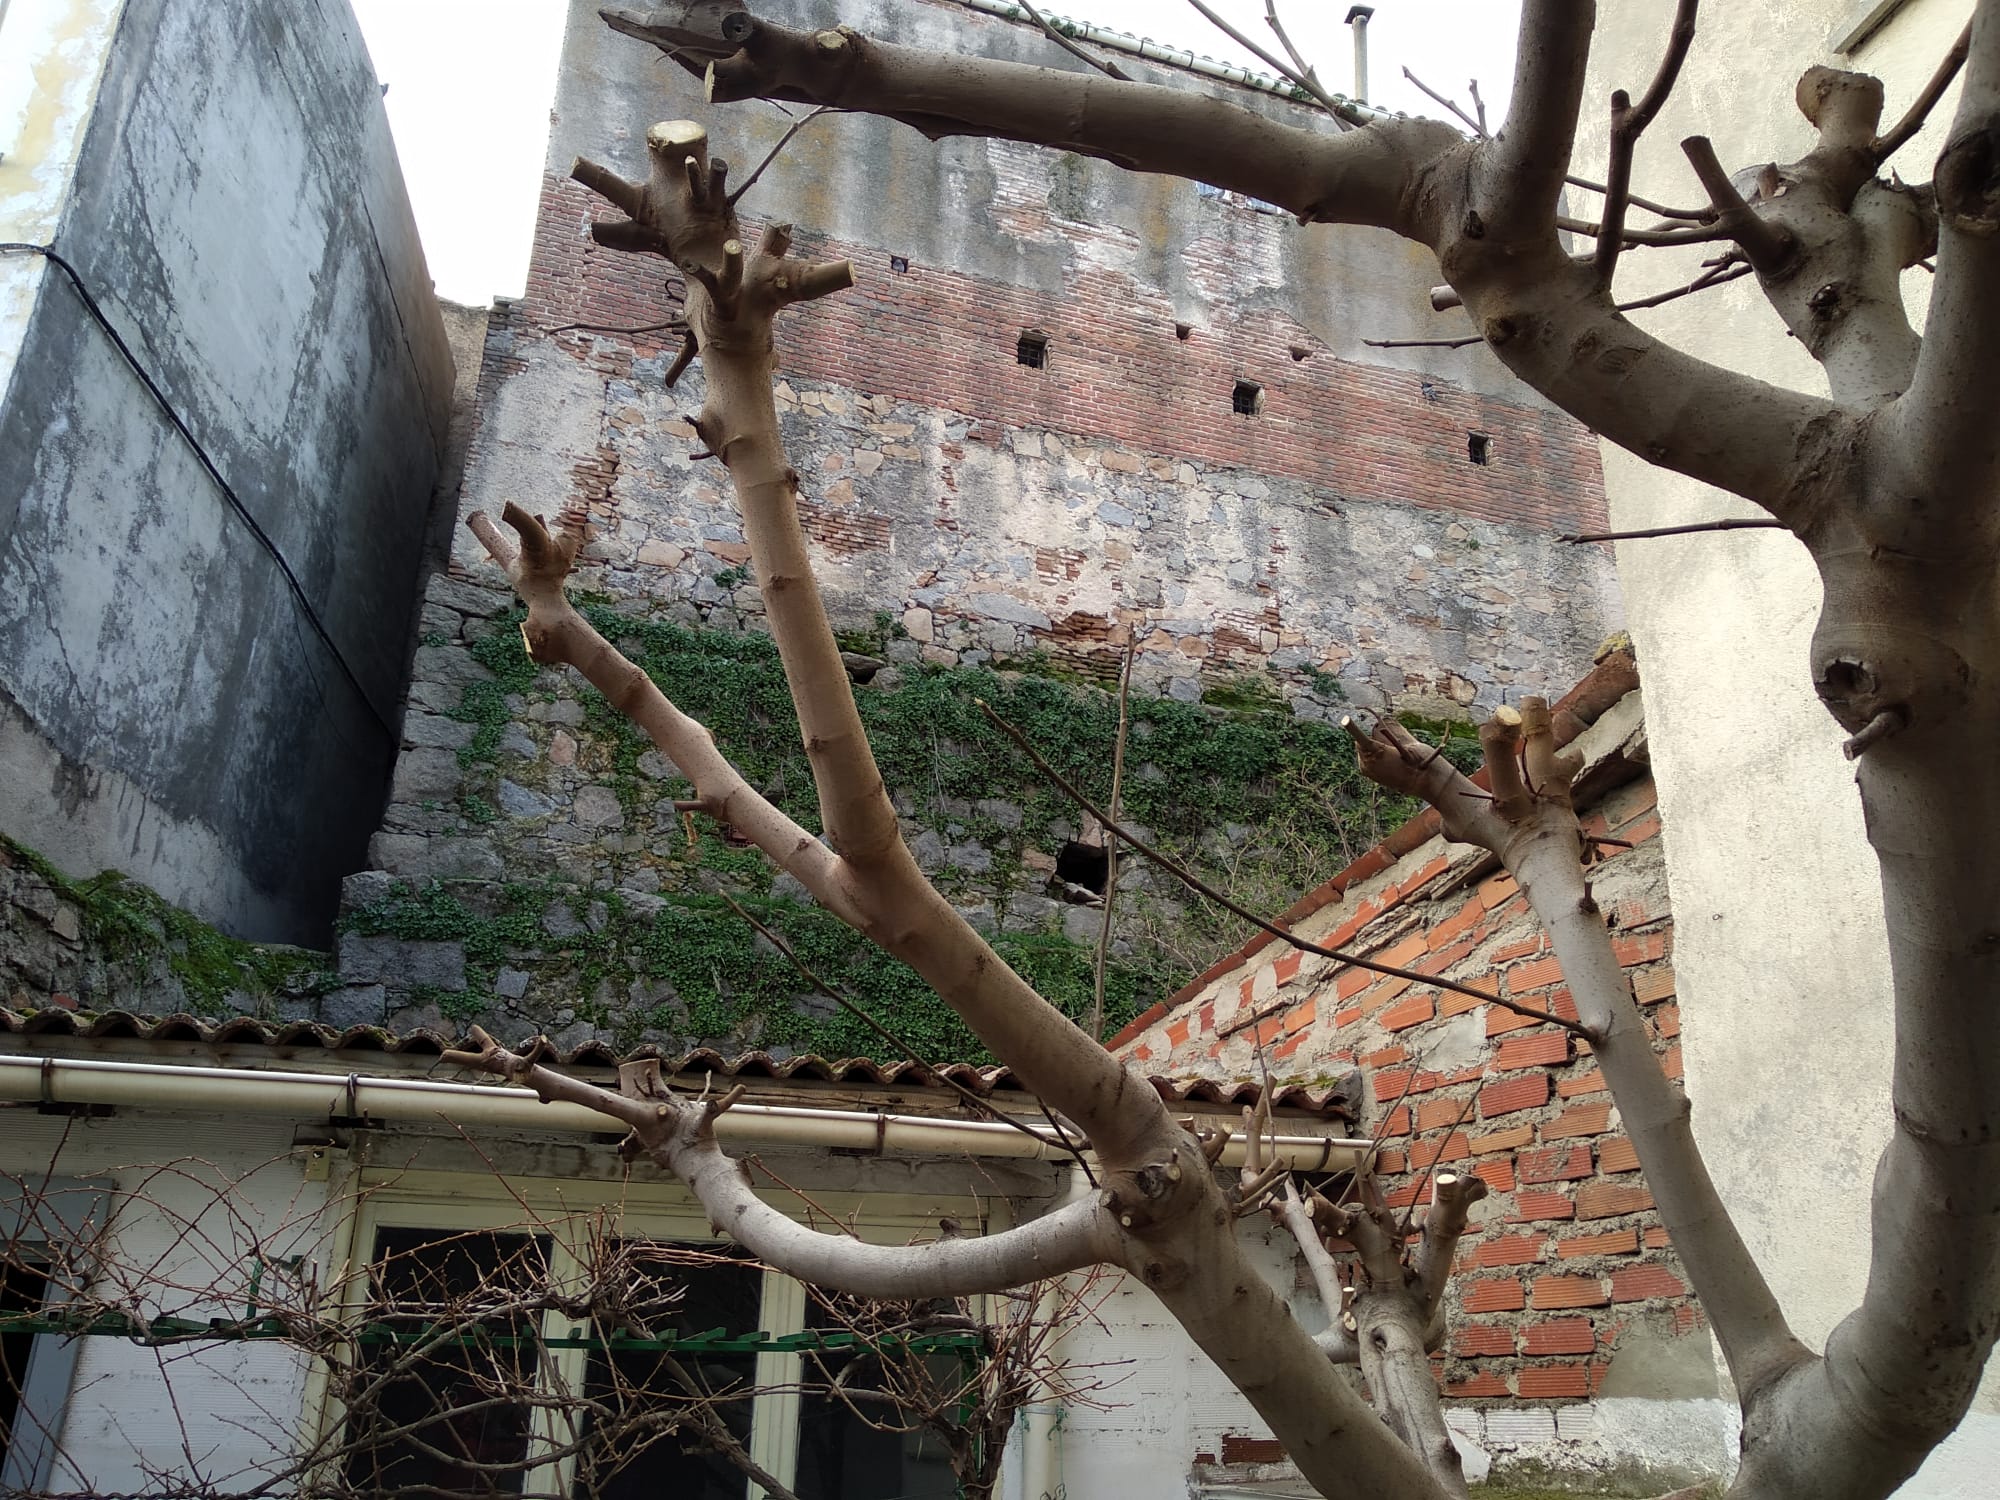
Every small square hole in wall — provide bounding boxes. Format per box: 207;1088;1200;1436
1468;431;1491;465
889;254;910;274
1233;379;1263;416
1017;330;1048;369
1175;322;1193;341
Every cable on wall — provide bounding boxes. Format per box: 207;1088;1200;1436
0;241;399;749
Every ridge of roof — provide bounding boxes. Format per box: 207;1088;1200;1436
0;1007;1358;1118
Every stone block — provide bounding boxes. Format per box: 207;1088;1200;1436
340;869;400;913
426;575;512;618
339;934;467;991
572;785;625;828
497;780;555;819
403;713;476;751
319;984;387;1031
390;747;463;803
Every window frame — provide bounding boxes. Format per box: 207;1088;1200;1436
320;1167;1000;1500
0;1177;108;1495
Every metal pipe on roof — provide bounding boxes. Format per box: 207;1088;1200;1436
0;1054;1365;1171
1346;7;1376;103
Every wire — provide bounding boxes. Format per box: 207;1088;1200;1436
0;241;399;749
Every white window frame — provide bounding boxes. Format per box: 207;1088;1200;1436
310;1166;1001;1500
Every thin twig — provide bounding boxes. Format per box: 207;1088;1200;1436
1397;1089;1480;1241
1595;0;1701;291
1402;66;1486;138
1089;640;1137;1043
1616;258;1752;313
1562;171;1712;221
1559;517;1785;543
1185;0;1358;126
1363;333;1482;350
1018;0;1130;81
1264;2;1324;97
717;892;1096;1172
1468;78;1488;135
1873;19;1972;163
1558;213;1730;247
977;700;1595;1039
728;107;839;207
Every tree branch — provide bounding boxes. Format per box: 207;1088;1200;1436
1681;135;1798;274
1558;516;1785;544
1346;701;1812;1403
440;1032;1119;1297
1873;20;1972;163
1017;0;1130;82
625;7;1459;234
1480;0;1596;240
1184;0;1358;126
1892;0;2000;501
1595;0;1701;290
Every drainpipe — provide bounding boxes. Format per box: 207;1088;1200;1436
1012;1161;1093;1500
0;1054;1365;1171
1345;6;1376;103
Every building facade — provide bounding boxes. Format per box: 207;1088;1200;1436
0;0;455;945
1577;2;1993;1492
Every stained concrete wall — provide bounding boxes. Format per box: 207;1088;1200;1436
1577;1;1997;1491
0;0;454;946
441;0;1618;720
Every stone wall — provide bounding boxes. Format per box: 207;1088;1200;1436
0;0;455;945
444;0;1619;716
330;0;1627;1050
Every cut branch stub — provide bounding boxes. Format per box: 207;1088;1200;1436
569;119;855;404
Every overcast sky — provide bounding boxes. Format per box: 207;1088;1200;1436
350;1;1524;306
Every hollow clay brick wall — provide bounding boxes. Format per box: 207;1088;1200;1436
1113;686;1702;1411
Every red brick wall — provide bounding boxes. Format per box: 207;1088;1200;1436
517;175;1606;533
1116;699;1700;1405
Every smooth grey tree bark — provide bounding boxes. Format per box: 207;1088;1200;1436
444;4;2000;1497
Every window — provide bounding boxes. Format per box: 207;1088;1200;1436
0;1179;103;1496
1232;379;1263;417
1016;330;1048;369
1468;431;1491;465
332;1184;986;1500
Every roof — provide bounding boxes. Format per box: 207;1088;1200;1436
1106;648;1642;1050
0;1006;1358;1120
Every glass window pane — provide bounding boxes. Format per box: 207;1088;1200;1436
794;1293;961;1500
343;1228;550;1498
574;1244;762;1500
1;1260;52;1474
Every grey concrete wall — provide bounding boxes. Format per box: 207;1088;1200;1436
0;0;455;944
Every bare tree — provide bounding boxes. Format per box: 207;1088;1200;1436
421;2;2000;1496
0;1152;1104;1499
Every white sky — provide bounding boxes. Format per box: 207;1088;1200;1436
350;1;1523;306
